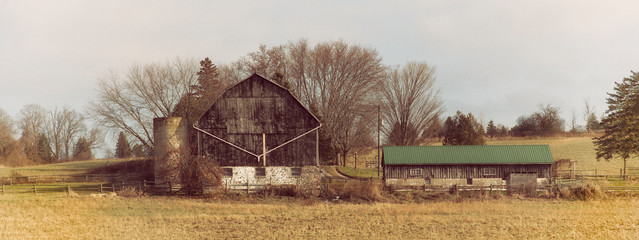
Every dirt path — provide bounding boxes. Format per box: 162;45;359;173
321;166;349;179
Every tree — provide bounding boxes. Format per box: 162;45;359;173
594;71;639;177
569;110;581;133
115;132;132;159
173;57;228;124
89;58;198;151
442;111;486;145
238;40;386;165
47;107;86;161
0;108;28;166
381;62;443;146
511;104;565;137
486;120;498;138
584;100;601;132
16;104;48;162
72;137;92;161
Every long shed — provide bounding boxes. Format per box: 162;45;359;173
383;145;554;186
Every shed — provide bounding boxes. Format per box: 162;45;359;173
193;73;322;193
383;145;554;186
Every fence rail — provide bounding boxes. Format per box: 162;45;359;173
0;174;141;185
3;174;639;196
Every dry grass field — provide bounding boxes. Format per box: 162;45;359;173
1;195;638;239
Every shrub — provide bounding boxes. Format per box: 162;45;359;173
339;179;386;202
118;186;142;198
569;183;604;201
178;155;223;196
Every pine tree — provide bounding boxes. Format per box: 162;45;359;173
594;71;639;177
72;137;92;160
442;111;486;145
115;132;131;158
486;120;498;138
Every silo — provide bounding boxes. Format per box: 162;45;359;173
153;117;189;184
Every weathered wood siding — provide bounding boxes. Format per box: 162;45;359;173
385;164;552;179
197;74;320;166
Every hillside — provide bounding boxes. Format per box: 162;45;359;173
0;158;141;177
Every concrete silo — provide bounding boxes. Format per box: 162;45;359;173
153;117;189;183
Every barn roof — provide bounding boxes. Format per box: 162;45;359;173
195;73;320;126
383;145;554;165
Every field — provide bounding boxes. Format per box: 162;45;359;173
0;158;137;177
1;195;638;239
2;137;639;239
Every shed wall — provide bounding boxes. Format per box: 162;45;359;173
385;164;552;180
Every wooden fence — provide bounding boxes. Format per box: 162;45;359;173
3;174;639;196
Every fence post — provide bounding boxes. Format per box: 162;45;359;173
2;185;4;195
138;181;143;192
99;184;103;193
246;180;250;195
169;181;172;195
67;185;70;197
112;183;115;193
489;185;493;195
33;184;37;195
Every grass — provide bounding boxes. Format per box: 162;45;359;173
0;158;142;177
0;195;638;239
336;166;382;179
488;136;624;175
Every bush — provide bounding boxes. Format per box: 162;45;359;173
339;179;386;202
178;155;223;195
569;183;604;201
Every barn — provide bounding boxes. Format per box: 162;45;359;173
191;73;322;193
382;145;553;187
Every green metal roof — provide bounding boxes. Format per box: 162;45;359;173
383;145;554;165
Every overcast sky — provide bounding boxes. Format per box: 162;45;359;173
2;1;639;137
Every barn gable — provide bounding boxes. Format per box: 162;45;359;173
195;73;320;167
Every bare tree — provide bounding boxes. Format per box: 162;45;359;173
16;104;48;162
0;109;15;161
234;40;385;164
584;99;600;132
88;58;199;150
47;107;87;161
381;62;443;145
301;41;385;164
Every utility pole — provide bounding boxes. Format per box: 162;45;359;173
377;105;381;177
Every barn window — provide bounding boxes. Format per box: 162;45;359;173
484;168;497;176
255;167;266;177
409;168;423;177
222;168;233;177
291;167;302;177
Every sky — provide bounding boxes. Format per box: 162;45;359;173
2;1;639;148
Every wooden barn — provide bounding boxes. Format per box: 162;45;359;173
382;145;554;186
192;73;322;193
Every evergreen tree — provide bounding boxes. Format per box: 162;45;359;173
36;133;53;163
442;111;486;145
486;120;498;138
72;137;92;160
594;71;639;177
115;132;132;158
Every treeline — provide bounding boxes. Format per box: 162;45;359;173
89;40;445;166
2;39;605;166
0;105;103;166
444;102;602;146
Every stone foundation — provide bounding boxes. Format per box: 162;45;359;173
222;166;322;196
